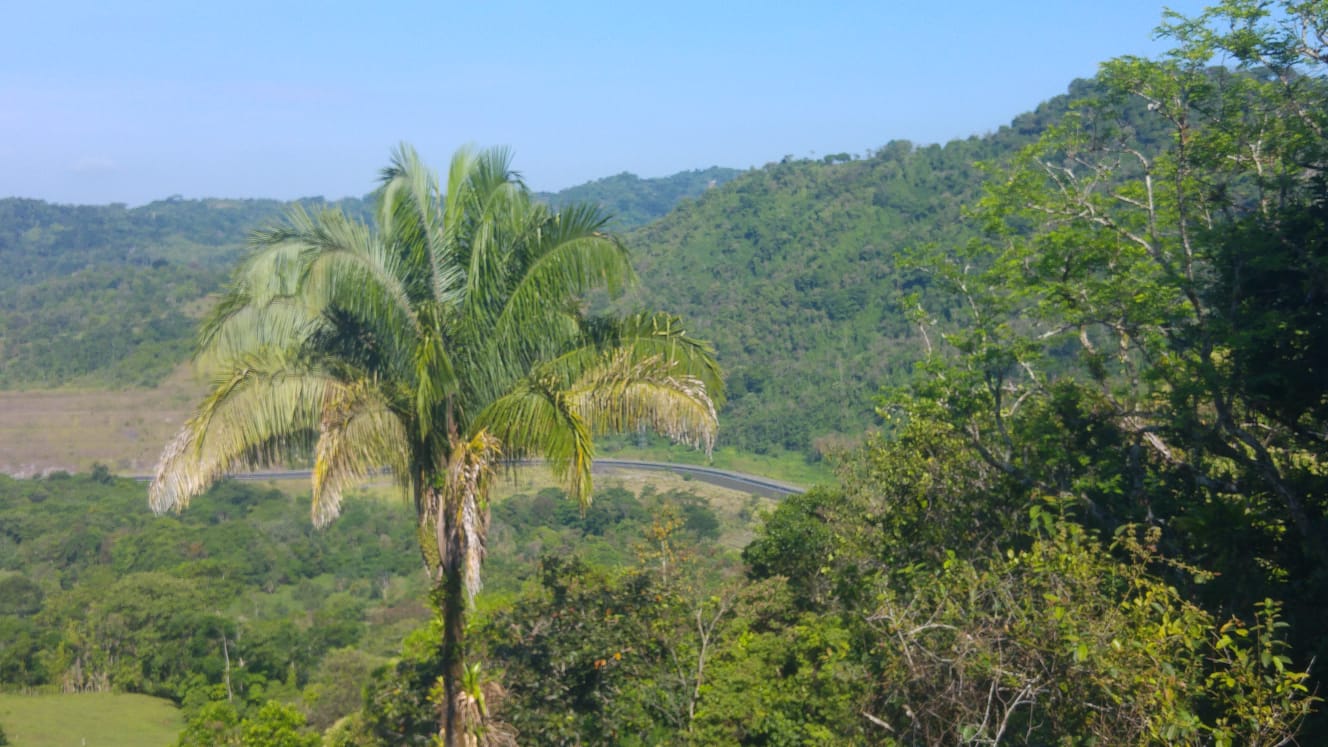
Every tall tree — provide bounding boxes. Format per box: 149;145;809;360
149;145;723;745
902;0;1328;729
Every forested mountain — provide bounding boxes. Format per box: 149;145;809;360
0;196;370;388
4;1;1328;743
619;82;1105;455
534;166;741;230
0;167;727;390
0;82;1130;453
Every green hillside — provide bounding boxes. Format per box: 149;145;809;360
0;79;1164;462
0;169;737;391
535;166;742;230
0;83;1107;450
0;196;370;389
2;1;1327;740
619;86;1089;455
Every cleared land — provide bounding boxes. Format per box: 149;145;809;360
0;365;202;477
0;692;182;746
0;363;830;488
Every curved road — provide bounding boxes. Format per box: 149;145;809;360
592;459;804;498
134;459;806;498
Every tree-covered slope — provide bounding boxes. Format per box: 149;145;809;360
0;467;736;742
0;82;1109;455
0;196;371;389
618;88;1087;455
0;167;736;390
534;166;741;230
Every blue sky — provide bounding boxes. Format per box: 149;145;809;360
2;1;1210;206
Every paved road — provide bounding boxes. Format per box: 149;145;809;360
591;459;804;498
134;459;807;498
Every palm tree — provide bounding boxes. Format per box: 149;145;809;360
150;144;723;745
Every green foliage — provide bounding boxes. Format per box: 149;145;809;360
176;699;320;747
481;557;690;744
1207;179;1328;435
474;549;756;744
742;451;1317;743
38;572;227;696
302;647;384;732
351;489;746;745
0;573;43;616
536;167;742;230
486;484;725;594
0;463;742;743
887;0;1328;737
0;616;44;685
353;621;448;746
0;470;422;708
620;106;1087;455
741;489;841;607
0;196;371;389
0;260;213;388
175;700;241;747
238;701;322;747
689;581;869;746
859;519;1315;745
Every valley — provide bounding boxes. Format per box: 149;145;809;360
3;3;1328;742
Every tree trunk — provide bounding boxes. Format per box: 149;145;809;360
439;564;466;747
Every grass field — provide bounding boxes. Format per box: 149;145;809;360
0;363;831;495
0;365;202;477
0;692;182;746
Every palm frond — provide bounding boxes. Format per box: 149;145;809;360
610;311;726;407
471;378;594;505
195;236;310;352
150;427;232;516
539;201;614;252
462;214;510;332
489;233;634;371
193;298;326;375
470;146;522;198
568;350;719;455
548;312;726;407
379;144;464;307
245;208;322;296
312;382;411;527
151;364;333;514
440;145;478;242
412;305;461;442
299;216;423;339
499;233;634;330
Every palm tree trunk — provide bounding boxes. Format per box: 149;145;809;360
439;561;466;747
